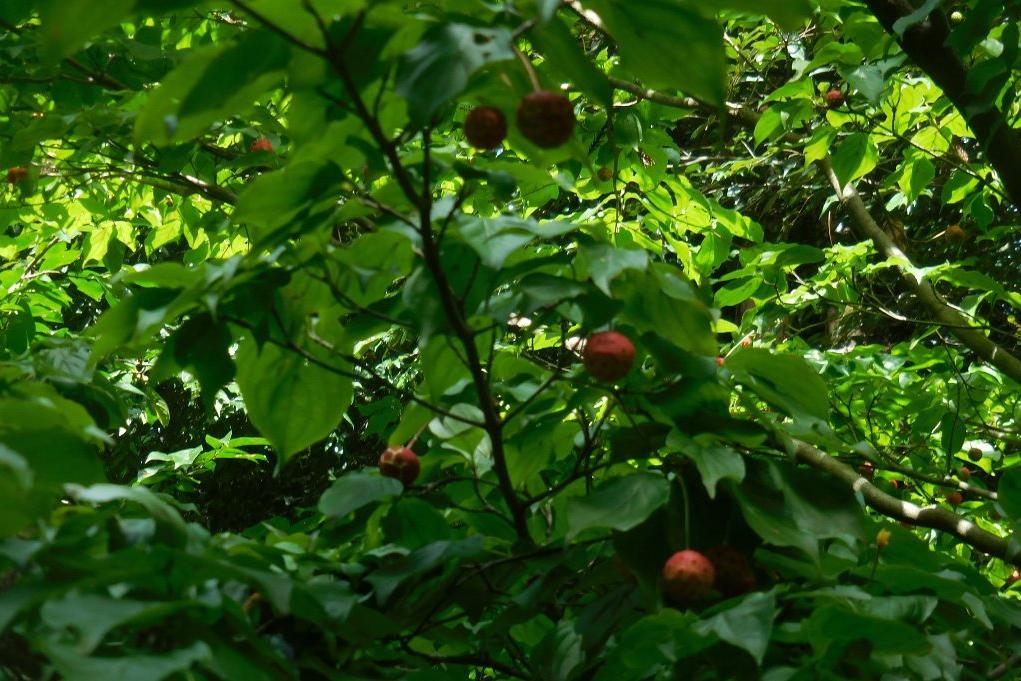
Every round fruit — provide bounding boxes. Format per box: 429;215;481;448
379;445;420;486
968;447;983;462
859;462;875;482
705;546;756;597
945;224;967;242
959;466;971;481
6;166;28;184
715;356;726;368
613;111;642;147
825;89;845;109
946;491;964;506
582;331;635;382
741;338;752;348
596;166;614;182
889;479;901;490
249;137;274;153
464;106;507;150
516;90;575;149
662;550;715;606
876;528;891;549
950;10;964;23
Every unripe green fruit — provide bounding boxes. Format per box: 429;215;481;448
950;10;964;24
613;112;642;147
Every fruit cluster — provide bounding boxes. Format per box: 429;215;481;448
464;90;576;150
661;547;757;606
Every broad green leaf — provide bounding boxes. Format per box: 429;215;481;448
831;133;880;185
999;469;1021;520
585;0;726;106
726;349;829;421
319;471;404;519
567;472;670;539
235;337;353;465
695;590;777;664
699;0;813;30
43;641;210;681
41;594;188;654
396;24;514;125
135;30;290;145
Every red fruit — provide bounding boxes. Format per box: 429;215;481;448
582;331;635;382
968;447;983;462
740;339;752;348
378;446;420;486
516;90;575;149
959;466;971;481
946;491;964;506
249;137;274;153
6;166;28;184
715;356;726;367
705;546;756;597
825;89;844;109
464;106;507;150
596;166;614;182
889;479;901;490
859;462;875;482
662;550;715;606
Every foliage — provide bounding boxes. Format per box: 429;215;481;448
3;0;1021;679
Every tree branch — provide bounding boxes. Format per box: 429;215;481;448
792;438;1019;566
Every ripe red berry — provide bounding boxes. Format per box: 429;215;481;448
825;89;844;109
889;479;901;490
249;137;274;153
705;546;756;597
6;166;28;184
516;90;575;149
378;445;420;486
946;491;964;506
715;356;726;367
859;462;875;482
959;466;971;481
662;550;715;606
582;331;635;382
464;106;507;150
968;447;983;462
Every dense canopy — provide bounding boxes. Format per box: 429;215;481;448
3;1;1021;679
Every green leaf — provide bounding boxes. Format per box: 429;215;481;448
578;243;649;296
670;434;746;498
999;469;1021;520
585;0;726;106
235;337;353;465
319;471;404;519
41;594;188;654
135;30;290;146
802;604;931;654
567;472;670;539
366;536;485;602
695;590;777;664
234;162;346;246
35;0;135;63
396;24;514;125
831;133;880;185
699;0;813;30
530;18;613;106
726;349;829;421
457;216;575;270
43;641;211;681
